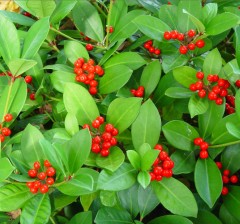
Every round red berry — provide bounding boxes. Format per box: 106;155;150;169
208;91;217;100
154;144;163;151
171;30;178;39
215;98;223;105
230;175;238;184
199;142;209;151
159;151;168;161
149;172;156;181
177;33;184;41
0;134;5;142
37;172;47;180
102;132;112;142
25;75;32;84
40;184;49;194
110;137;117;146
188;29;196;38
89;87;98;95
154;48;161;55
149;47;155;53
189;84;197;91
156;175;163;181
91;143;101;153
4;114;13;122
111;128;118;136
222;175;229;184
30;187;38;194
44;160;51;167
108;26;114;33
223;169;230;176
198;89;206;98
153;166;163;175
33;161;41;170
235;80;240;88
221;186;229;195
102;141;111;150
188;43;195;50
86;44;93;51
46;177;55;185
163;31;172;40
215;162;222;169
194;137;203;146
28;169;37;178
199;151;208;159
26;182;34;188
101;149;109;157
46;167;56;177
92;119;100;128
1;127;11;136
196;39;205;48
29;93;35;100
179;45;188;54
196;72;204;79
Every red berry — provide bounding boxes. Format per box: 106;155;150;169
154;49;161;55
89;87;98;95
33;161;41;170
215;162;222;169
208;91;217;100
40;184;49;194
25;75;32;84
198;89;206;98
149;47;155;53
154;144;163;151
30;187;38;194
91;143;101;153
188;43;195;50
235;80;240;88
221;186;229;195
179;45;188;54
44;160;51;167
29;93;35;100
102;132;112;142
223;169;230;176
86;44;93;51
111;128;118;136
219;89;228;97
171;30;178;39
188;29;196;37
230;175;238;184
155;175;163;181
153;158;160;166
46;177;55;185
163;31;172;40
97;116;104;124
0;134;5;142
37;172;47;180
163;160;174;169
199;142;209;151
28;169;38;178
162;169;173;178
194;137;203;145
153;166;163;175
110;137;117;146
101;149;109;157
46;167;56;177
196;39;205;48
218;79;226;87
93;136;101;144
92;119;100;128
23;12;31;17
105;124;114;133
144;43;151;49
1;127;11;136
189;83;197;91
177;33;184;41
89;80;98;87
33;180;41;189
108;26;114;33
212;75;219;82
159;151;168;161
196;72;204;79
222;175;229;184
149;172;156;181
215;98;223;105
26;182;34;188
102;141;111;150
4;114;13;122
199;151;208;159
195;81;203;90
207;75;214;82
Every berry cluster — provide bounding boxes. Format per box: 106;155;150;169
74;58;104;95
26;160;56;194
215;162;239;195
149;144;174;181
130;86;145;97
194;137;209;159
0;114;13;143
83;116;118;157
163;29;205;54
189;72;230;105
225;95;235;114
143;40;161;56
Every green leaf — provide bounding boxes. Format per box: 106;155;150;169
64;41;89;64
134;15;171;42
190;210;222;224
63;83;99;126
131;99;161;149
140;148;159;171
203;48;222;75
0;14;20;65
221;144;240;174
109;0;127;28
99;65;132;94
67;129;91;174
117;183;140;219
0;212;10;222
8;59;37;76
158;5;178;30
65;113;79;136
26;0;55;18
95;207;133;224
140;60;161;99
50;0;77;24
97;163;137;191
198;101;225;139
220;204;239;224
235;89;240;120
107;97;142;133
173;66;197;88
162;120;199;151
171;151;196;175
50;71;76;93
138;185;159;219
188;94;209;118
68;211;92;224
226;122;240;139
22;17;50;59
137;171;151;189
0;11;35;26
235;26;240;68
127;150;141;170
109;10;145;43
57;168;99;196
206;12;239;35
223;186;240;221
80;193;97;212
152;178;198;217
104;52;146;70
194;158;222;208
20;194;51;224
0;158;15;182
72;0;103;42
96;147;125;172
202;3;218;25
165;87;194;99
148;215;193;224
0;184;33;212
100;191;117;207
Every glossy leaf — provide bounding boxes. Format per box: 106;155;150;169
235;89;240;120
203;48;222;75
206;12;239;35
137;171;151;189
165;87;194;99
152;178;198;217
131;99;161;149
21;17;50;59
226;122;240;139
134;15;171;42
0;14;20;65
109;0;127;28
0;184;33;211
190;210;222;224
173;66;197;88
68;211;92;224
188;94;209;118
127;150;141;170
65;113;79;136
64;41;89;64
162;120;199;151
63;83;99;126
107;97;142;133
194;158;222;208
202;3;218;25
0;11;35;26
96;147;125;172
140;60;161;99
235;26;240;68
20;194;51;224
21;124;44;166
0;158;15;182
100;191;117;207
148;215;193;224
97;163;137;191
72;0;103;42
99;65;132;94
158;5;178;30
162;54;189;73
8;59;37;76
220;204;239;224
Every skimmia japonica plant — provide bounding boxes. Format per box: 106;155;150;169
1;0;240;223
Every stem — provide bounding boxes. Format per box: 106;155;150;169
209;140;240;149
93;2;107;18
105;0;114;48
49;216;56;224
